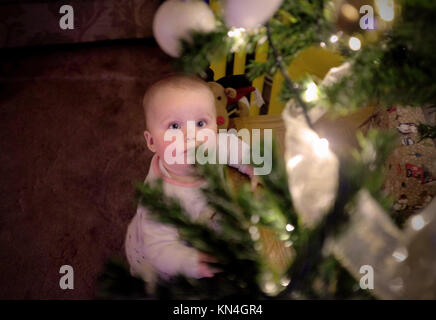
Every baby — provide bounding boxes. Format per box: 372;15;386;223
125;74;256;290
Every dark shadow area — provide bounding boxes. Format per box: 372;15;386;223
0;38;171;299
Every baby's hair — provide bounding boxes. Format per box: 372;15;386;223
143;73;214;129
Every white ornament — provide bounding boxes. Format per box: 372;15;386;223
329;190;436;299
282;103;339;228
224;0;283;29
321;62;351;87
153;0;216;57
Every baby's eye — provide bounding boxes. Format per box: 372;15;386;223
169;123;180;130
197;120;206;128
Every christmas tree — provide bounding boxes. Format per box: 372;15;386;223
97;0;436;300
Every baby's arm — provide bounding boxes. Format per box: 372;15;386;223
129;205;218;279
132;205;199;279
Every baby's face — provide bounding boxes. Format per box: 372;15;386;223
144;86;217;177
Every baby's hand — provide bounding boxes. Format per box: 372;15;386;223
197;252;220;278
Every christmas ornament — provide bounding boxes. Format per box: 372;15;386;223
280;61;355;228
397;200;436;299
153;0;216;57
328;189;436;299
326;0;398;49
328;189;407;299
282;103;339;228
223;0;283;30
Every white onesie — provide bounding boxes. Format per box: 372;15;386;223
124;133;252;288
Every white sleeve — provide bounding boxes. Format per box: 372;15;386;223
134;204;200;279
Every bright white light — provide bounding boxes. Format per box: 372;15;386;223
314;138;330;158
411;215;426;231
280;277;291;287
285;224;295;232
228;27;246;52
284;240;293;247
349;37;361;51
287;154;303;169
264;281;277;294
329;35;339;43
227;27;245;38
249;226;258;234
251;215;260;224
376;0;395;22
304;81;318;102
320;42;326;48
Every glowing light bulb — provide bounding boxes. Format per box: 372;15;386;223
285;224;295;232
349;37;361;51
314;138;329;158
251;215;260;224
341;3;359;21
376;0;394;22
280;277;291;287
304;81;318;102
227;27;246;52
227;27;245;38
329;35;338;43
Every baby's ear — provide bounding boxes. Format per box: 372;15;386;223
144;130;156;152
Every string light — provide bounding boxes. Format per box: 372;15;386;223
285;224;295;232
249;225;260;240
329;34;339;43
227;27;245;38
251;215;260;224
341;3;359;21
227;27;246;52
349;37;361;51
280;277;291;287
284;240;293;247
263;281;278;295
303;81;318;102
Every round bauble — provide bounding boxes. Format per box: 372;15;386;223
153;0;216;57
224;0;283;30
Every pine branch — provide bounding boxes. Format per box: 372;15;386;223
323;0;436;111
266;23;314;129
